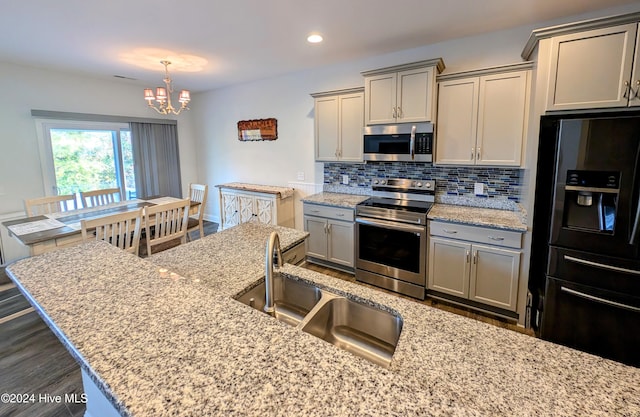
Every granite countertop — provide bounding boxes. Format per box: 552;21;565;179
301;192;370;209
216;182;295;199
428;203;527;232
7;222;639;416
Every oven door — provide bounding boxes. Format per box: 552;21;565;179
355;216;426;285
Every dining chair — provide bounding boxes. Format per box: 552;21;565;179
80;208;143;255
80;188;121;208
25;194;77;217
186;183;208;241
142;198;191;256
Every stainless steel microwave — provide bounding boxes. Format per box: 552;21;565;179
363;123;433;162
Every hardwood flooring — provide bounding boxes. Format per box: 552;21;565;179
0;220;532;417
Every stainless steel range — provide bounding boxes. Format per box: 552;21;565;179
355;178;435;300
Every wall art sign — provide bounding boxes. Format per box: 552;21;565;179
237;118;278;141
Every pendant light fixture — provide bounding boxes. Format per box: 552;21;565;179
143;60;191;115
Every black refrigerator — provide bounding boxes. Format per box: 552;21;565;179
530;110;640;367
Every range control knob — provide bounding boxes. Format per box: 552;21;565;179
373;179;379;185
425;182;432;188
416;182;423;187
380;179;387;185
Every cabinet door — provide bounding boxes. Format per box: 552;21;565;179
547;23;638;111
476;71;528;166
435;78;478;165
338;92;364;162
469;244;520;311
221;192;239;229
327;219;354;267
630;24;640;107
238;195;255;224
397;67;435;123
254;196;276;225
315;95;339;161
365;73;397;125
304;216;328;260
427;236;471;298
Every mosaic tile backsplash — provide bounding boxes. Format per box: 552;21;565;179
324;162;523;202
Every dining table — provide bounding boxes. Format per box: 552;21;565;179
2;196;200;256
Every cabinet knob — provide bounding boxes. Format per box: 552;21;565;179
488;236;505;241
442;229;458;234
476;147;481;161
397;107;403;118
392;107;397;118
471;148;475;160
624;80;630;99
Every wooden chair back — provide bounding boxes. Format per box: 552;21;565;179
187;183;208;239
143;198;191;256
80;188;121;208
25;194;77;217
80;208;143;255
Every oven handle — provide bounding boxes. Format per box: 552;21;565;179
564;255;640;276
560;286;640;313
356;217;424;234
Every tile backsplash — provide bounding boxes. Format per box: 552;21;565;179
324;162;523;202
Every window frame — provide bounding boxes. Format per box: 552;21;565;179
34;118;131;199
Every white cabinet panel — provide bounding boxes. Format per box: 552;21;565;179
547;23;638;110
435;65;530;167
428;220;523;312
303;202;355;270
219;188;293;230
312;88;364;162
362;59;443;126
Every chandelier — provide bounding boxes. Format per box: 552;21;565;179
143;60;191;115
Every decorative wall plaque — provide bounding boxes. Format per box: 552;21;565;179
237;118;278;141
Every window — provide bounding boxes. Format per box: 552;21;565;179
36;120;136;202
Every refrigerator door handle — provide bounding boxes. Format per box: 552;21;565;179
560;286;640;313
564;254;640;276
629;191;640;244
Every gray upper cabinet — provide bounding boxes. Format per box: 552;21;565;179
361;58;445;125
435;63;532;167
546;22;640;111
311;88;364;162
522;13;640;112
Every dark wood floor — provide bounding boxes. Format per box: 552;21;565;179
0;220;533;416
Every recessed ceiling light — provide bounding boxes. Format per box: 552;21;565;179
307;34;323;44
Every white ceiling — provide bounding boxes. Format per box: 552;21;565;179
1;0;638;92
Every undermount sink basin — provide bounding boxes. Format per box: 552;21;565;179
235;273;403;367
301;297;403;368
236;275;322;326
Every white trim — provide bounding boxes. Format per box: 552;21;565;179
34;118;130;198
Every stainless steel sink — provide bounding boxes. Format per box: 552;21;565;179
235;274;403;367
235;275;322;326
300;297;403;368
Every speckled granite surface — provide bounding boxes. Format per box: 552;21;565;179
301;192;370;209
6;222;639;416
428;203;527;232
216;182;295;199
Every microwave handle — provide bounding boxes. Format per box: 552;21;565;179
410;125;416;160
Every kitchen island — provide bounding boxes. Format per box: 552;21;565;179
6;222;640;416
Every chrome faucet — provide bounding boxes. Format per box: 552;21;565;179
264;231;282;314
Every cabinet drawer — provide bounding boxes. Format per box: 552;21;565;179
283;242;306;265
303;203;354;222
429;221;522;249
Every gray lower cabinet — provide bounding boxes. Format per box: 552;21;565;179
303;203;354;270
428;221;522;312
